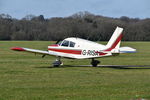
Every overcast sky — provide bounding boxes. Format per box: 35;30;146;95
0;0;150;19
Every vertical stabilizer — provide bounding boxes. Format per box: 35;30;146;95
105;27;123;51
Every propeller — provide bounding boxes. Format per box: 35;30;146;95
55;39;61;44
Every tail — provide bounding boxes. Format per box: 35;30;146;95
105;26;123;51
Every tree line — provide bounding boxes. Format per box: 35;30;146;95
0;12;150;41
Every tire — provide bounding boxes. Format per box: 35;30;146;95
53;61;61;67
91;60;100;67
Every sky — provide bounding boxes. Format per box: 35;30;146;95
0;0;150;19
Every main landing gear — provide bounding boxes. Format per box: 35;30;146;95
52;57;63;67
52;57;100;67
91;58;100;67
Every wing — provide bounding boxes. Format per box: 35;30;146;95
11;47;49;55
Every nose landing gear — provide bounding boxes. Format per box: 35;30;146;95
52;57;63;67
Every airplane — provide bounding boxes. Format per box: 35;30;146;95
11;26;136;67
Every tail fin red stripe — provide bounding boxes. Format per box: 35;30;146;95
105;33;122;51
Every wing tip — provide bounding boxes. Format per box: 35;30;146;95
11;47;25;51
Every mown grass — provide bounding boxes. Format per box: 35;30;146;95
0;41;150;100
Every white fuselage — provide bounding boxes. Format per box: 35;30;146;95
48;37;112;59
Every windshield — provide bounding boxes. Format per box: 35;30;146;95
61;40;69;47
58;40;75;47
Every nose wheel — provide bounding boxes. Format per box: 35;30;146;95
91;58;100;67
52;57;63;67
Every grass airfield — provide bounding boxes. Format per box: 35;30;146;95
0;41;150;100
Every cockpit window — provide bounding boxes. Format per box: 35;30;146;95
61;40;69;47
69;41;75;47
60;40;75;47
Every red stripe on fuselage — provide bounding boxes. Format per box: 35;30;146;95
96;51;107;55
48;48;82;55
105;33;122;51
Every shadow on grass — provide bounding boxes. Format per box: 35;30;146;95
35;65;150;69
100;65;150;69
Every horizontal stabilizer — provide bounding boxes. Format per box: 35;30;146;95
119;47;136;53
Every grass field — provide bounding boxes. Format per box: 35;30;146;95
0;41;150;100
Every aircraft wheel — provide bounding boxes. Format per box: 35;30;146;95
91;59;100;67
53;60;62;67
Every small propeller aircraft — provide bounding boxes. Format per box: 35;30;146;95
11;26;136;67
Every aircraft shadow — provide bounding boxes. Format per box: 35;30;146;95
99;65;150;69
35;65;150;69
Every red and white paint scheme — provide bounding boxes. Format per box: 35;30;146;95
11;27;136;67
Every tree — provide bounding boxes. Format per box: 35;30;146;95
1;12;150;41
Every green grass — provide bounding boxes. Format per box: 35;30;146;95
0;41;150;100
